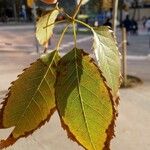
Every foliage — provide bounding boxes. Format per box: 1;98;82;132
0;0;120;150
92;26;120;97
56;48;115;150
0;51;60;147
36;9;59;46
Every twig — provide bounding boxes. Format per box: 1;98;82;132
75;19;92;30
56;24;70;50
73;21;77;47
72;0;83;19
43;20;66;29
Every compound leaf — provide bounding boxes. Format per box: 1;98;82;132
56;48;115;150
36;9;59;46
92;26;121;97
0;50;60;149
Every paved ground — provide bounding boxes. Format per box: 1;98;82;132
0;24;150;56
0;25;150;150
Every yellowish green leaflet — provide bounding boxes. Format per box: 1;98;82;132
92;26;121;97
0;50;60;149
56;48;115;150
36;9;59;46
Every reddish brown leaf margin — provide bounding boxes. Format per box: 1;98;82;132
94;28;120;149
0;59;56;149
55;49;117;150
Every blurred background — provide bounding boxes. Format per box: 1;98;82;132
0;0;150;26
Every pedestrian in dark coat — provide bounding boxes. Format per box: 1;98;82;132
123;15;132;33
123;15;132;45
131;18;138;35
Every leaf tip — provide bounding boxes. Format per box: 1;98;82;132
58;116;86;150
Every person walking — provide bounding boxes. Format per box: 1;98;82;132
130;18;138;35
123;15;132;33
21;5;27;21
123;15;132;45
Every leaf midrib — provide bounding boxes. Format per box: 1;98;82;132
74;49;96;150
14;52;57;134
46;12;52;44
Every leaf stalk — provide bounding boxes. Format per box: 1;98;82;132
72;0;83;19
56;24;70;50
43;20;67;29
75;19;93;30
73;21;77;47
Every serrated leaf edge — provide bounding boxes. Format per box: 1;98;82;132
92;26;121;106
55;49;117;150
0;51;59;149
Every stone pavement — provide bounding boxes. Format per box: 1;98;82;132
0;26;150;150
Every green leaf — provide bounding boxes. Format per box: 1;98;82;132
55;48;115;150
0;50;60;149
92;26;121;97
36;9;59;46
